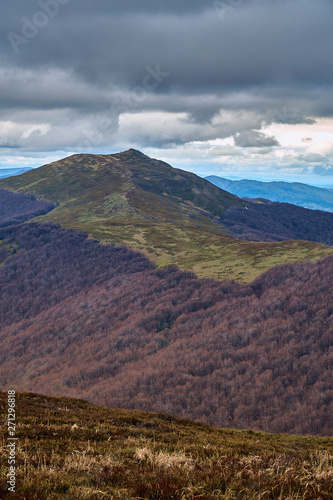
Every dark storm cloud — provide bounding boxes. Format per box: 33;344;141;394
234;130;280;148
0;0;333;151
3;0;333;89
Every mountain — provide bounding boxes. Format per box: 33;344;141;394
0;222;332;436
0;149;332;282
1;392;332;500
206;176;333;212
0;167;33;179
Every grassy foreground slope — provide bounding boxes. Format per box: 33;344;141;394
0;392;332;500
0;150;332;281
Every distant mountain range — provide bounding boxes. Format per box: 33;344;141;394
0;167;33;179
206;176;333;212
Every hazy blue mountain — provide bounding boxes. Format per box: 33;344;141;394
205;176;333;212
0;167;33;179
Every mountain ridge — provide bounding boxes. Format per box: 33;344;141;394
0;150;332;281
206;175;333;212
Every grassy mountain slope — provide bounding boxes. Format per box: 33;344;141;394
206;176;333;212
0;150;332;281
0;391;332;500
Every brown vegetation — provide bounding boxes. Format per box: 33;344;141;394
0;189;56;227
0;392;332;499
0;223;332;436
220;201;333;244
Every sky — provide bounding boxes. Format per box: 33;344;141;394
1;0;333;186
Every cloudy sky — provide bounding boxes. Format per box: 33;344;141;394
1;0;333;185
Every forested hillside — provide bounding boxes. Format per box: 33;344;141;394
1;222;332;435
220;201;333;244
0;189;56;227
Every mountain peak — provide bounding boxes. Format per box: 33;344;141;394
126;148;147;157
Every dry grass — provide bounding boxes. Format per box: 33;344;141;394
0;392;332;499
135;447;194;469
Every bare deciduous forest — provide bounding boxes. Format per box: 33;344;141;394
220;201;333;244
0;189;56;227
0;222;332;435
